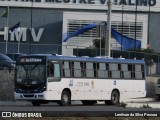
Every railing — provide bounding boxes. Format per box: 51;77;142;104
0;42;160;77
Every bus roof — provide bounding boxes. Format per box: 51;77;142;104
22;54;145;64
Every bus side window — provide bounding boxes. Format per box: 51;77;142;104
128;64;135;79
74;62;81;77
48;63;54;77
86;62;94;78
98;63;108;78
109;63;120;79
121;64;131;79
141;65;145;79
135;64;143;79
54;64;60;78
63;61;70;77
70;62;74;77
81;62;86;77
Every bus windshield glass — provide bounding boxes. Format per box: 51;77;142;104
15;64;46;89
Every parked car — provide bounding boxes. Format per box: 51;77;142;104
6;53;26;62
0;53;15;70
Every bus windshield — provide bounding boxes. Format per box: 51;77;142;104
15;64;46;90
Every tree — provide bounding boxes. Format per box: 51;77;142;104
92;37;105;48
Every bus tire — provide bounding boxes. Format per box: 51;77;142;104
60;90;71;106
31;101;41;106
111;90;119;105
81;100;96;105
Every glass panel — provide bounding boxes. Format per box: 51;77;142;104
54;64;60;78
64;62;70;77
109;64;118;70
135;72;143;79
121;64;128;71
135;65;141;71
99;63;105;70
111;71;120;78
86;62;94;77
16;64;46;84
74;62;81;77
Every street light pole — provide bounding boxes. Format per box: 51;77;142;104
121;4;124;51
147;3;150;46
30;0;33;54
134;0;138;53
105;0;112;57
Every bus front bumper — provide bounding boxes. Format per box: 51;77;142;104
14;91;61;100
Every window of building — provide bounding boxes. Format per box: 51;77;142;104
67;20;143;49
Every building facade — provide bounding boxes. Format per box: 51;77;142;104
0;0;159;55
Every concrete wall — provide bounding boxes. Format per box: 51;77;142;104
0;70;158;100
146;76;158;97
0;70;14;100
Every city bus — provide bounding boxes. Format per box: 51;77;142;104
14;54;146;106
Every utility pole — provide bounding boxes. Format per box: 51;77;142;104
147;3;150;46
105;0;112;57
30;0;33;54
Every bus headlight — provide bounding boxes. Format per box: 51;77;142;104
37;86;46;93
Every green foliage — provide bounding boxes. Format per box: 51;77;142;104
118;102;127;108
92;37;105;48
141;103;152;108
136;48;154;53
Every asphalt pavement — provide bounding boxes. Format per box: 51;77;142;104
0;98;160;108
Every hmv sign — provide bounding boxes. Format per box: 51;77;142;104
0;27;44;42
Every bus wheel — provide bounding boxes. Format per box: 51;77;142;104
81;100;96;105
31;101;41;106
111;90;119;105
60;90;71;106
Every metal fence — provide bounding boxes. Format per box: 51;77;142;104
73;48;160;77
1;42;160;77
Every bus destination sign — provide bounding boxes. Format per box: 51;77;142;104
20;58;43;63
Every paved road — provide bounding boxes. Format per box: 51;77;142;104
0;102;160;117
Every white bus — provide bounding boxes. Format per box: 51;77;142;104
14;54;146;106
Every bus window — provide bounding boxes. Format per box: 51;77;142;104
135;64;144;79
128;64;135;79
70;62;74;77
74;62;81;77
81;62;86;77
86;62;94;78
121;64;131;79
54;64;60;78
48;63;54;77
63;61;70;77
98;63;108;78
93;63;97;77
109;63;120;79
48;62;60;78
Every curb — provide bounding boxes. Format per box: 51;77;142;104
0;98;160;108
0;101;31;106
